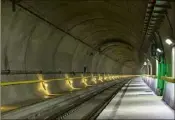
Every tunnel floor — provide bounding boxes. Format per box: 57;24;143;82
97;77;175;119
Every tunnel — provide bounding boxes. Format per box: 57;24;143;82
1;0;175;119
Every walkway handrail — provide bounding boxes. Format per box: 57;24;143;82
143;75;175;83
0;74;137;86
161;76;175;83
142;74;157;78
0;75;94;86
149;75;157;78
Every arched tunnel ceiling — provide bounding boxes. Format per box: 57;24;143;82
19;0;148;66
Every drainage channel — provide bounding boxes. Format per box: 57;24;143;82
46;79;130;120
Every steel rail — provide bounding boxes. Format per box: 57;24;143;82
46;79;129;120
1;79;127;119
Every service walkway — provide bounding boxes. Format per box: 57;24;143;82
97;77;175;119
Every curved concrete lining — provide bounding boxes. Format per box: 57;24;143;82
1;0;175;115
1;2;127;75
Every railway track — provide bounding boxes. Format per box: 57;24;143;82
2;79;131;119
46;79;130;120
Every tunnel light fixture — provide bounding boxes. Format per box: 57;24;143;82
43;83;48;87
66;79;75;90
92;77;97;84
165;38;173;45
82;77;88;87
0;106;18;112
156;48;162;53
144;62;147;65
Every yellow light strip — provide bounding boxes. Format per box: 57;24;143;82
0;80;43;86
71;76;91;79
0;76;93;86
0;75;138;86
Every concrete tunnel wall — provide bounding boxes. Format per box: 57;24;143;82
1;2;134;106
1;2;123;74
2;1;174;111
158;2;175;110
143;77;175;110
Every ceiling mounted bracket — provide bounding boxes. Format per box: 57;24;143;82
140;0;171;51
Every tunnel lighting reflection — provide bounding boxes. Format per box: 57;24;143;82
82;77;88;87
92;77;97;84
38;82;50;98
104;76;108;80
156;48;162;53
44;83;48;87
165;39;173;45
66;79;75;90
65;74;76;90
98;76;103;82
0;106;18;112
37;74;50;97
